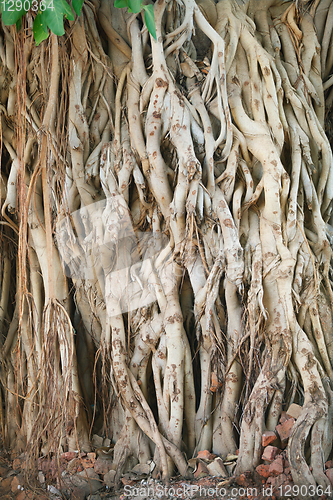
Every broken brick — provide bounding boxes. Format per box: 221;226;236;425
71;487;86;500
236;473;248;486
194;461;209;478
279;411;292;424
121;477;137;486
13;458;23;471
94;457;116;475
286;403;302;420
256;464;270;478
197;450;216;461
262;431;278;447
276;417;295;442
80;458;95;469
87;452;96;462
16;493;36;500
262;445;280;462
61;451;78;461
273;476;294;496
0;476;12;490
67;457;83;473
326;468;333;487
11;474;24;493
269;455;284;476
210;372;220;392
104;469;116;487
267;473;288;490
207;458;228;477
0;465;8;476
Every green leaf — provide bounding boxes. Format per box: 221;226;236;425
33;12;49;46
1;0;25;26
42;0;74;37
143;4;156;40
72;0;84;16
128;0;141;14
114;0;129;8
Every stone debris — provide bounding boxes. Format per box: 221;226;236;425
0;424;332;500
104;469;116;488
91;434;104;448
206;457;228;477
286;403;302;420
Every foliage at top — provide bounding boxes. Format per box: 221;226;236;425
115;0;156;39
0;0;156;46
0;0;84;45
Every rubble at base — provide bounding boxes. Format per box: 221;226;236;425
1;408;333;500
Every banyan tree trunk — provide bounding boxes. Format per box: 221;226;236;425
1;0;333;495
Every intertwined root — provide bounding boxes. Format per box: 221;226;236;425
0;0;333;492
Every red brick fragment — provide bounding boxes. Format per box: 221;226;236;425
210;372;221;392
269;455;284;476
262;431;277;447
267;473;288;490
13;458;23;470
256;464;270;478
326;468;333;487
37;457;66;478
236;473;248;486
268;476;294;496
80;458;94;469
0;477;12;489
121;477;137;486
276;417;295;442
279;411;292;423
94;457;116;475
17;490;37;499
325;460;333;469
262;445;280;462
194;461;209;478
16;493;37;500
61;451;78;461
197;450;216;461
11;474;24;493
0;465;8;476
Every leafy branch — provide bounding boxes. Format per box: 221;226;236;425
0;0;84;45
115;0;156;40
